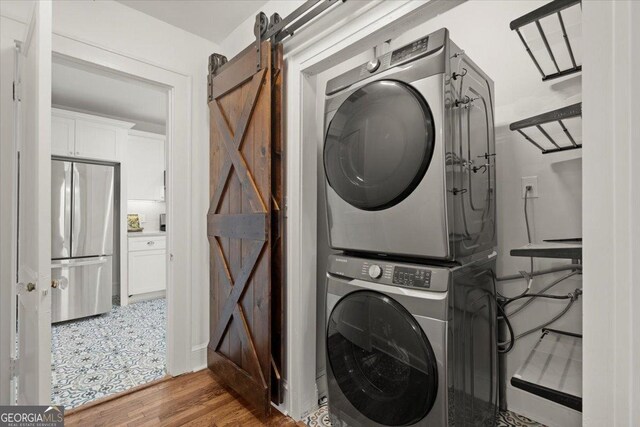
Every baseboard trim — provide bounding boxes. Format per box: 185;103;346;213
191;342;208;371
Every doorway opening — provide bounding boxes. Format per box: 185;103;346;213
49;54;170;409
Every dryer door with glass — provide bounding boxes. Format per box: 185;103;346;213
324;80;436;211
326;290;439;426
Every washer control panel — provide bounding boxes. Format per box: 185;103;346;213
392;266;432;288
328;255;448;292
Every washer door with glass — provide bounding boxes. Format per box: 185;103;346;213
327;290;438;426
324;80;435;211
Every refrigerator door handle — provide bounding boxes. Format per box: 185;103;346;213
51;256;109;269
51;160;73;258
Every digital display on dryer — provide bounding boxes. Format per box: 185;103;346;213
390;36;429;65
392;266;432;288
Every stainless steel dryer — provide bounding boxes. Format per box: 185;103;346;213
323;28;496;262
325;253;498;427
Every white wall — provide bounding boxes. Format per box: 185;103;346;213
0;0;218;372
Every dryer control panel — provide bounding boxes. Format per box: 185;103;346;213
392;266;432;288
390;36;430;65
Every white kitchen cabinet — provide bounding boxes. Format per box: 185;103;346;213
128;235;166;295
75;120;123;161
51;108;134;162
51;115;75;156
127;130;165;201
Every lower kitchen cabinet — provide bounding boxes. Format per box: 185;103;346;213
128;235;166;296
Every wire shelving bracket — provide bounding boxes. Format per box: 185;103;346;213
510;102;581;155
510;0;582;82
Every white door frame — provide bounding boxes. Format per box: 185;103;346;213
1;17;194;403
284;0;639;423
49;35;193;377
582;1;640;426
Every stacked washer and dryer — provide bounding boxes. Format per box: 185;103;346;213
322;28;498;427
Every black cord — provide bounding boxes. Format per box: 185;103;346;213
497;303;514;354
490;271;515;354
524;187;534;278
503;292;572;307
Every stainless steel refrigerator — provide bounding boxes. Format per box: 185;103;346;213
51;160;115;323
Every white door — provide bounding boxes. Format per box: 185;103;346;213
14;0;52;405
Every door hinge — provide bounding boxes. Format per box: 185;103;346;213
284;196;288;218
13;81;21;101
9;357;19;379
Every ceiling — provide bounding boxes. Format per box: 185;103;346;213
52;56;167;133
116;0;269;44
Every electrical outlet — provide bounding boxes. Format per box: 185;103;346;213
521;176;539;198
138;213;146;223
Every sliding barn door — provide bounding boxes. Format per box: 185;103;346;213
207;41;274;416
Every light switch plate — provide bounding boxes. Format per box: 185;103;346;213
138;213;146;222
522;176;539;198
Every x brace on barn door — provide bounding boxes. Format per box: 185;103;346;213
207;0;345;415
207;42;274;415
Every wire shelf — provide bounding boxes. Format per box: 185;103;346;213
511;0;582;81
510;240;582;260
511;329;582;412
510;102;581;154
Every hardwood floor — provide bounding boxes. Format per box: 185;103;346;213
65;370;304;427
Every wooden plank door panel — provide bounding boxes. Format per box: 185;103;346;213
208;41;272;416
270;43;285;405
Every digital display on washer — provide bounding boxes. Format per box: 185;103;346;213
392;266;432;288
391;36;429;65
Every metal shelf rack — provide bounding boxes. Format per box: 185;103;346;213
510;239;582;260
510;102;581;154
510;0;582;81
511;329;582;411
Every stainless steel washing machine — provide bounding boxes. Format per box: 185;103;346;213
325;253;498;426
323;28;496;262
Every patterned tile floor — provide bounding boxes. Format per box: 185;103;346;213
51;298;167;409
304;404;546;427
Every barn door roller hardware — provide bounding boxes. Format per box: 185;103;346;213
253;0;345;70
208;0;344;100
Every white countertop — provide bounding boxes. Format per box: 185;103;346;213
128;230;166;237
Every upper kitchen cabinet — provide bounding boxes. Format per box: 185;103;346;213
127;130;166;201
51;108;134;162
51;115;75;156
